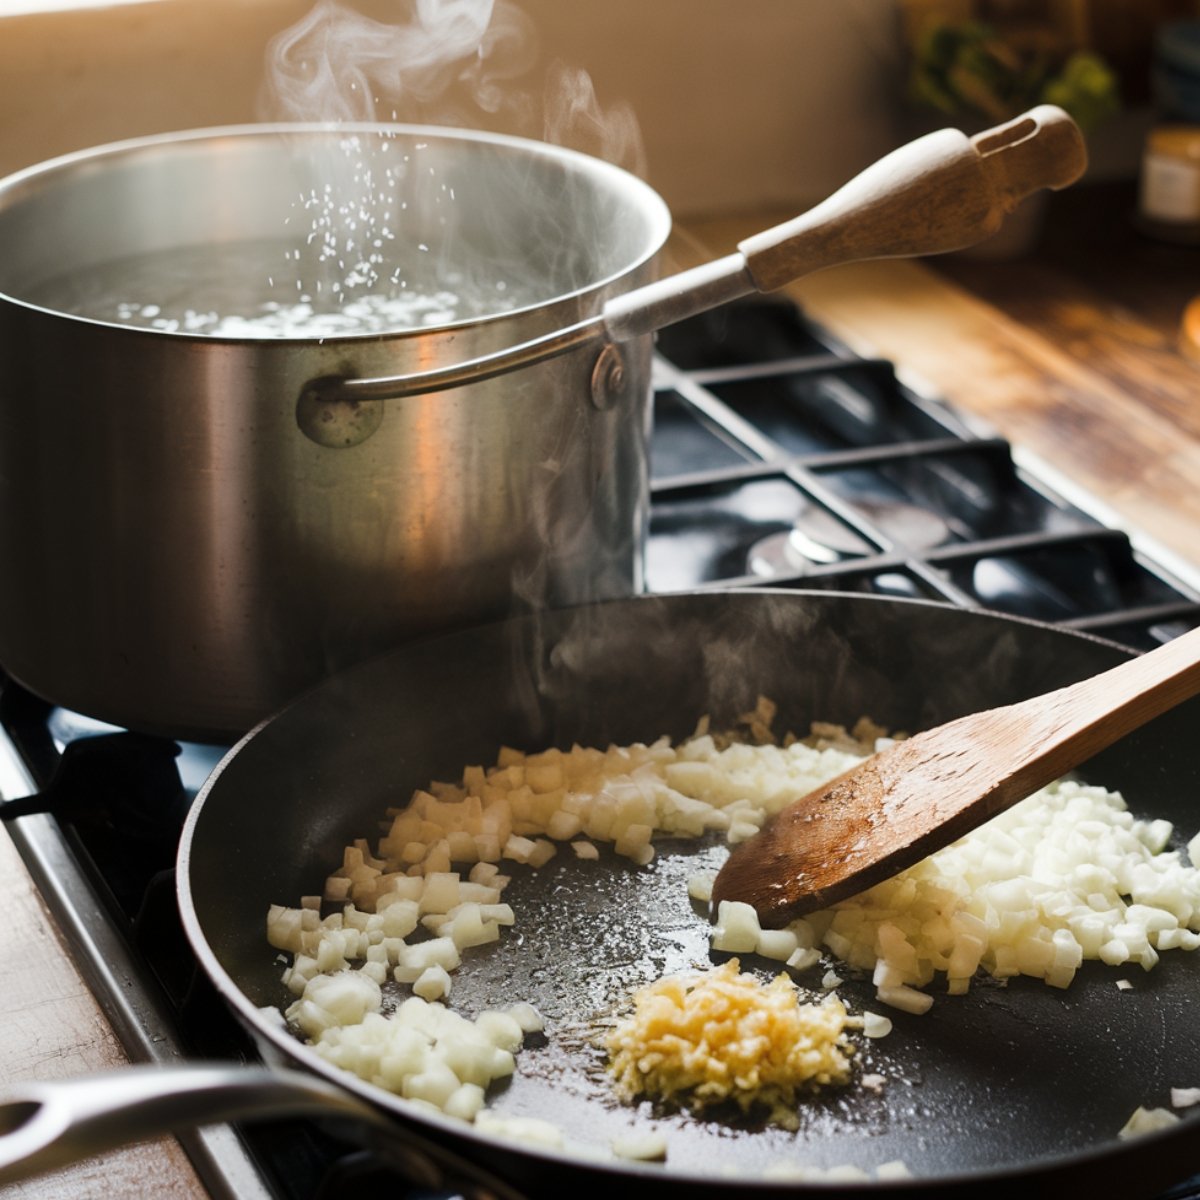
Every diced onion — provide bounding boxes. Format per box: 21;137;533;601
265;703;1200;1149
611;1132;668;1161
1119;1106;1181;1139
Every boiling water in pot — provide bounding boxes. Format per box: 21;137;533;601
29;237;527;338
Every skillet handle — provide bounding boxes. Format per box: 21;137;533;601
0;1064;526;1199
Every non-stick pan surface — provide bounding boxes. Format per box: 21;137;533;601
179;591;1200;1196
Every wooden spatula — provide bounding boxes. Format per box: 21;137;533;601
711;624;1200;928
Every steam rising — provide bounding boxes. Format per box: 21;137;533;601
255;1;655;660
543;62;645;178
258;0;645;175
255;1;649;327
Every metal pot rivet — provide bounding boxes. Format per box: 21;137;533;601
590;343;626;411
296;381;384;448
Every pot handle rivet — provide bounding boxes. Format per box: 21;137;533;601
296;378;385;448
590;343;626;411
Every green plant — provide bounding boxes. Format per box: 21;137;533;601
909;20;1120;132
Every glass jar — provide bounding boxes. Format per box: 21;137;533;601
1138;125;1200;242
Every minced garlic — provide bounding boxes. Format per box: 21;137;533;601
605;959;852;1125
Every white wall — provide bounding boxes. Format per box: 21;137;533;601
0;0;907;215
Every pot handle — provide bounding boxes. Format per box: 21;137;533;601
298;104;1084;407
734;103;1085;290
0;1063;527;1199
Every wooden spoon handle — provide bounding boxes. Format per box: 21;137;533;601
738;104;1086;290
997;622;1200;798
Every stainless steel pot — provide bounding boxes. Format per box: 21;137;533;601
0;123;670;738
0;110;1085;739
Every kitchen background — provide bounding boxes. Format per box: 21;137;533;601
0;0;1193;215
2;2;1200;1198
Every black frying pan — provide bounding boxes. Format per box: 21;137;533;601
4;591;1199;1196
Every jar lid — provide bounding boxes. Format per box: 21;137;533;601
1147;125;1200;160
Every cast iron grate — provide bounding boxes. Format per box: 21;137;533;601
648;299;1200;650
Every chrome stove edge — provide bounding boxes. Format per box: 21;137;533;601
0;724;271;1200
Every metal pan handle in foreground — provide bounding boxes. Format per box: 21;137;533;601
299;104;1085;408
0;1063;527;1199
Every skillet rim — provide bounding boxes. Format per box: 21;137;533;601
176;588;1200;1196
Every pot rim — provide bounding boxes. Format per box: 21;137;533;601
0;121;673;345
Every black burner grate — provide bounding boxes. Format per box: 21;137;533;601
648;300;1200;650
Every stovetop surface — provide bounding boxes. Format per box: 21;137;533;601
1;297;1198;1199
648;301;1198;649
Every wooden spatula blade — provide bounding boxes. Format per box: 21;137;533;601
711;716;1029;926
712;625;1200;928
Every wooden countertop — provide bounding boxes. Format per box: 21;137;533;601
1;184;1197;1197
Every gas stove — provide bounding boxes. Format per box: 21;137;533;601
1;295;1198;1198
648;300;1199;646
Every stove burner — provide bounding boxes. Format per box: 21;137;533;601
748;498;952;578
